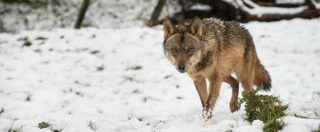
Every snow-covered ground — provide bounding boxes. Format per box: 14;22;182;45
0;18;320;132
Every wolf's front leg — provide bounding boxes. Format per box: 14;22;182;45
203;76;222;120
193;77;208;108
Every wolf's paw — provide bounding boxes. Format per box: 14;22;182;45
202;107;212;121
229;100;238;113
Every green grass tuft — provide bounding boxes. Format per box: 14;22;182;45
0;107;4;115
96;65;104;71
239;89;288;132
8;119;23;132
8;126;23;132
88;120;97;131
38;122;50;129
312;124;320;132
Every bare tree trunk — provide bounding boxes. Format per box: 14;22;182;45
0;20;4;32
75;0;91;29
147;0;167;27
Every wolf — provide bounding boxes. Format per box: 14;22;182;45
162;17;271;120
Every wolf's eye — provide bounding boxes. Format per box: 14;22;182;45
187;47;194;53
171;48;178;53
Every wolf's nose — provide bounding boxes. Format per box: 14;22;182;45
178;64;186;73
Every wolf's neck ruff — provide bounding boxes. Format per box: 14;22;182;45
194;50;213;72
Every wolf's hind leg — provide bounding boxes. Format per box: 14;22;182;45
239;38;257;91
224;75;239;113
239;63;255;91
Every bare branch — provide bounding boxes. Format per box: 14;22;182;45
234;0;308;16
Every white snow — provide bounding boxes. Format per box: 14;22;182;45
276;0;305;4
190;4;211;10
233;0;308;17
0;18;320;132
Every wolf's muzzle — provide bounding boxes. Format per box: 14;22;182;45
178;64;186;73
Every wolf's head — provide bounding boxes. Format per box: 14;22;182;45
163;17;204;73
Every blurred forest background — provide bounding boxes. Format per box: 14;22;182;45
0;0;319;32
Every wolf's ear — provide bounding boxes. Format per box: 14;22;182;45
188;17;203;39
163;18;177;39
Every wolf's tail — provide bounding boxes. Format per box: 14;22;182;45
254;59;272;91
